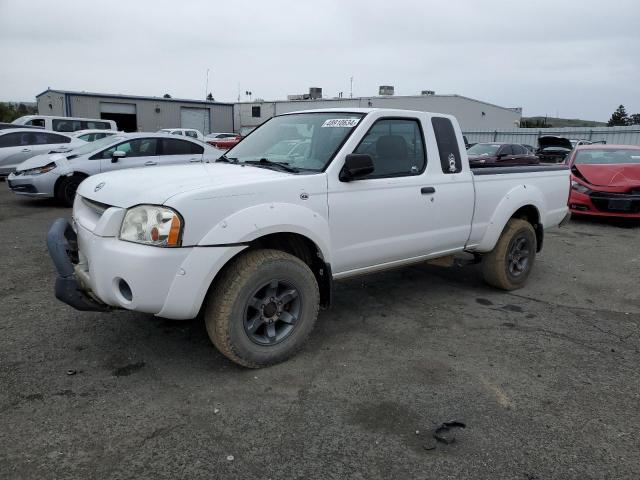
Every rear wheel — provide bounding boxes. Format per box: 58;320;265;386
204;249;320;368
55;174;85;207
482;218;536;290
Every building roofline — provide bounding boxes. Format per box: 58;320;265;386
236;93;520;113
36;88;234;106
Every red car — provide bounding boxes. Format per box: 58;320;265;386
567;144;640;218
207;135;241;150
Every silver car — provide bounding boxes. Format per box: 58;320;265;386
0;128;85;176
7;132;224;206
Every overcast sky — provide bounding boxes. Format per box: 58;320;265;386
1;0;639;121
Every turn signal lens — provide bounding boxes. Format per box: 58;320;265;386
119;205;183;247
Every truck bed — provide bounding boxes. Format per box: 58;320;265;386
467;164;570;251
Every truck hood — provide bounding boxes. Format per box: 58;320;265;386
538;136;573;151
76;163;292;208
573;163;640;188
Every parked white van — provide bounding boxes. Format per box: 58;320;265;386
12;115;117;133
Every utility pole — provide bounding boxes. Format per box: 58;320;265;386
203;68;210;134
350;76;353;98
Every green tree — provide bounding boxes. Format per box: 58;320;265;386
206;92;214;101
629;113;640;125
0;102;36;122
607;105;629;126
163;93;172;99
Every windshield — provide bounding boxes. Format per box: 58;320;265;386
467;143;500;155
226;112;364;172
574;149;640;165
69;135;127;156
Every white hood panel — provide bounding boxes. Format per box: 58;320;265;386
76;163;291;208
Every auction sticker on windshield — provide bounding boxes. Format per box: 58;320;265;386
321;118;360;128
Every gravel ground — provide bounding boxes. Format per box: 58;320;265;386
1;183;639;479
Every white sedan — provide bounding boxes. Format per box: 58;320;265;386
0;128;85;176
7;132;224;206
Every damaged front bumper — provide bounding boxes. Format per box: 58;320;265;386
46;218;111;312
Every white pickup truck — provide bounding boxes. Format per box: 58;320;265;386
47;108;570;367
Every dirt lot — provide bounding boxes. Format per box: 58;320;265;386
1;184;639;480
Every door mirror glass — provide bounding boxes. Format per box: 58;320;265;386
111;150;127;162
339;153;375;181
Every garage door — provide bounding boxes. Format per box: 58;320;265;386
181;107;210;134
100;102;136;114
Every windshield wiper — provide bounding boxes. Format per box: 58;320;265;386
244;158;300;173
216;154;238;163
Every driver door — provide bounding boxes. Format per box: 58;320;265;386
328;117;432;273
99;138;159;172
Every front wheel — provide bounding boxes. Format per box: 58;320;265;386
204;249;320;368
482;218;537;290
55;174;85;207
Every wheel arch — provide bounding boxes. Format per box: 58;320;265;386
53;171;89;199
474;184;545;253
510;204;543;252
197;230;332;321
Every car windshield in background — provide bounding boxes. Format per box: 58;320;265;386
225;113;364;172
467;143;500;155
574;149;640;165
69;135;126;157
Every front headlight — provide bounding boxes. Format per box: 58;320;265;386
18;162;56;176
571;180;591;194
119;205;183;247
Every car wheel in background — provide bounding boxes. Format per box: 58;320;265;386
482;218;536;290
204;249;320;368
55;174;85;207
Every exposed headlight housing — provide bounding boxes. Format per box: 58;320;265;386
17;162;56;176
119;205;183;247
571;180;591;194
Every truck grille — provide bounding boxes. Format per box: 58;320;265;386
81;197;111;217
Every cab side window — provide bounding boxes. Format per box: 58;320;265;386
0;133;24;147
431;117;462;174
42;133;71;144
26;119;45;127
513;144;526;155
352;118;426;178
100;138;158;158
161;138;204;155
499;145;514;156
52;119;82;132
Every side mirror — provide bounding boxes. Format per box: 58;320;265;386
111;150;126;163
339;154;374;182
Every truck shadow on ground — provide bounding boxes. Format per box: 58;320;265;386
118;262;486;370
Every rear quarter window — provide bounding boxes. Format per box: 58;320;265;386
431;117;462;174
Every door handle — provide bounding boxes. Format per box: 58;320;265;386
144;161;158;166
21;148;31;152
189;158;201;163
421;186;436;194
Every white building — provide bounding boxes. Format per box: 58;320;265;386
36;88;521;134
234;93;522;132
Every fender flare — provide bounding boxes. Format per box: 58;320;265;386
474;184;545;252
198;202;332;264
